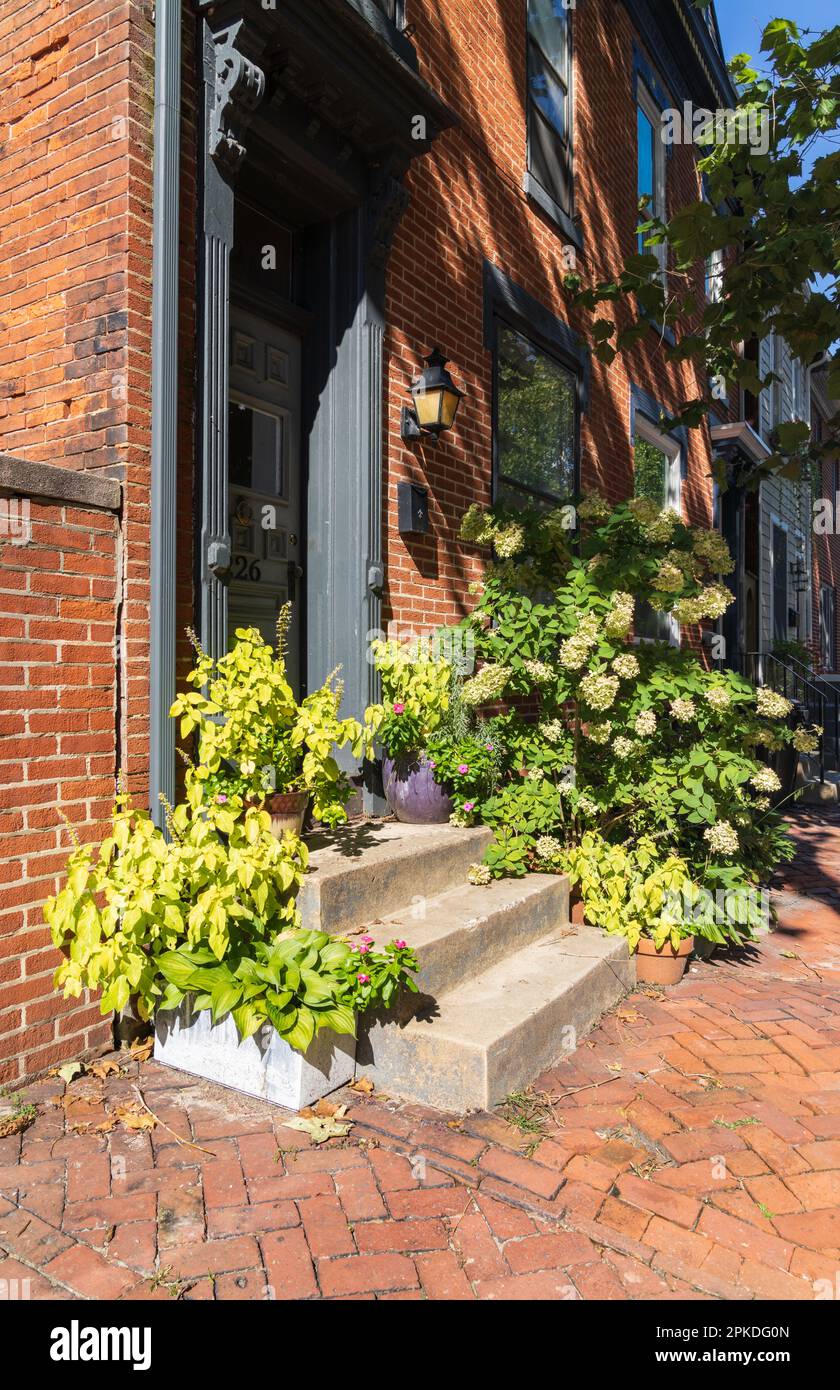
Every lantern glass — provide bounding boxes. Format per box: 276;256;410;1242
413;384;445;429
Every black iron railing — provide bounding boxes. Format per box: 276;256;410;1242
741;652;840;784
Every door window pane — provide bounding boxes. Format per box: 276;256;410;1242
229;402;285;497
496;325;576;501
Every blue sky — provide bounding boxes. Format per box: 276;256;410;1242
715;1;831;70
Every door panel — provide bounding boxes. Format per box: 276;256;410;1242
228;309;302;688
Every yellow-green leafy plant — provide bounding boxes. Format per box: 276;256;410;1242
366;636;453;757
45;789;419;1052
171;609;372;828
45;788;307;1022
562;832;696;953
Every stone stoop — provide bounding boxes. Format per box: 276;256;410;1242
795;757;840;805
300;821;632;1113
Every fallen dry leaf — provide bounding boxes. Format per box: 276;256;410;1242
283;1111;352;1145
349;1076;375;1095
54;1061;84;1084
616;1008;642;1023
115;1104;157;1132
89;1058;124;1080
0;1110;34;1139
128;1037;154;1062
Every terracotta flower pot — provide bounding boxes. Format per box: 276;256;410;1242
381;755;453;825
262;790;309;838
635;934;694;986
569;886;586;926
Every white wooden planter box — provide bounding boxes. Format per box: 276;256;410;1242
154;998;356;1109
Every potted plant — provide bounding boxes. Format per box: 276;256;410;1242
367;637;455;823
45;790;419;1107
171;607;372;834
563;833;696;986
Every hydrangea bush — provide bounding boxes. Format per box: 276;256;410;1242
453;495;811;942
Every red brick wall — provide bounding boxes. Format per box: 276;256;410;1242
382;0;724;637
0;0;155;800
0;492;119;1083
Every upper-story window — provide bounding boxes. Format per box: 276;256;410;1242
636;83;667;281
527;1;573;225
495;322;577;504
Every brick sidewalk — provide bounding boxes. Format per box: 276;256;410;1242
2;809;839;1302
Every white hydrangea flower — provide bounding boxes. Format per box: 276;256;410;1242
704;686;731;711
754;796;770;812
540;719;565;744
559;636;592;670
577;493;611;522
527;767;545;782
791;729;820;754
612;652;640;679
604;592;634;638
643;509;680;543
691;527;734;574
467;862;492;886
585;720;613;744
461;663;511;706
579;673;620;711
670;697;696;722
750;767;781;793
494;522;526;558
523;658;555;685
704;820;739;856
535;835;563;861
634;709;657;736
755;687;793;719
612;736;634;758
575;794;599;817
651;561;685;594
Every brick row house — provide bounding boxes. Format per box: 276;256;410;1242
0;0;809;1080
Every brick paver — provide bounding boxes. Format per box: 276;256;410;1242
2;809;839;1301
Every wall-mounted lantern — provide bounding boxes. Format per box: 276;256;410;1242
401;347;463;443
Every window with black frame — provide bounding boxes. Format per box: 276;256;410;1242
527;0;573;220
495;322;577;504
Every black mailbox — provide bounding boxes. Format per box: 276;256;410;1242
397;481;430;535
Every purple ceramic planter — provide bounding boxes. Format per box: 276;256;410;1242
382;755;454;824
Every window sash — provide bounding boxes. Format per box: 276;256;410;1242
526;1;572;215
494;320;578;505
633;417;681;644
637;84;667;277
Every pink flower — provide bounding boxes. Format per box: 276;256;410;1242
458;764;469;775
357;973;370;984
216;794;228;804
428;760;436;769
393;702;405;714
359;934;374;944
394;939;407;949
485;742;494;751
463;802;475;813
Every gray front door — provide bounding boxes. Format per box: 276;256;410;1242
228;308;303;688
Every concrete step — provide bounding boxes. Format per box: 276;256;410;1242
795;758;840;803
357;921;633;1113
365;873;570;999
297;820;492;936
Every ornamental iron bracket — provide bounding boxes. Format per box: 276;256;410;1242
209;21;266;176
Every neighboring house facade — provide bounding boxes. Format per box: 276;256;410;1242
0;0;748;1080
811;360;840;675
